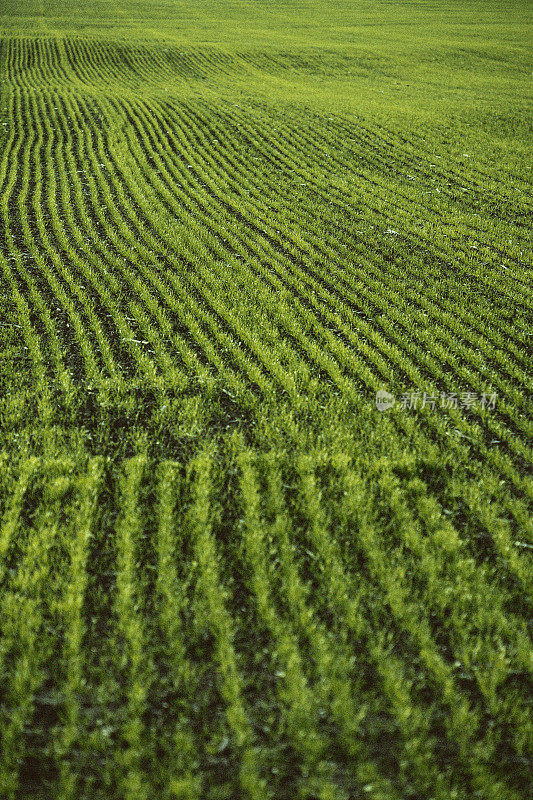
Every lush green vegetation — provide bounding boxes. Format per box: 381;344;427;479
0;0;531;797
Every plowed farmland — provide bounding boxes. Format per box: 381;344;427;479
0;1;532;798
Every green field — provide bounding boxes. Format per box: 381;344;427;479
0;0;532;797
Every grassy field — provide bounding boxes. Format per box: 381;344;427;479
0;0;532;797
